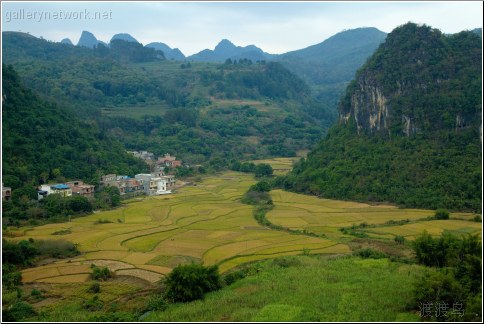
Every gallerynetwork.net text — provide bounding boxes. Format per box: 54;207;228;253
4;9;112;23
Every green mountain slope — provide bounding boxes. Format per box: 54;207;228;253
277;28;387;108
2;32;332;165
1;65;148;189
286;23;482;211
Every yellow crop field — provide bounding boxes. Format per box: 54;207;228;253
13;172;481;286
268;189;480;241
253;157;299;175
366;220;482;240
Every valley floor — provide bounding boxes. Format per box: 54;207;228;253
5;170;481;321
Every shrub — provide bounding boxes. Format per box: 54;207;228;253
2;301;37;321
2;263;22;289
83;296;103;311
249;181;272;192
394;235;406;245
272;256;302;268
31;289;42;298
87;282;101;293
223;270;247;286
413;271;465;321
144;294;168;312
255;163;273;178
164;264;221;303
91;266;112;281
435;209;450;220
355;248;387;259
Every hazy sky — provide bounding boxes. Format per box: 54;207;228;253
2;1;482;56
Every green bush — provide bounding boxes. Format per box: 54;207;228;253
87;282;101;293
2;263;22;289
223;269;248;286
434;209;450;220
413;271;465;321
394;235;406;245
164;263;221;303
145;294;168;312
31;289;42;298
355;248;387;259
2;301;37;321
82;296;103;311
255;163;273;178
91;266;112;281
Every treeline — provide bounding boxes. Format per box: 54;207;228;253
285;126;482;211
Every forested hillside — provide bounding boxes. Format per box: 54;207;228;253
2;32;333;167
277;28;387;109
2;65;148;189
286;23;482;211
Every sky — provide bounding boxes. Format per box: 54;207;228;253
2;1;482;56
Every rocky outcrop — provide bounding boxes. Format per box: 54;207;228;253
341;74;389;134
338;23;482;138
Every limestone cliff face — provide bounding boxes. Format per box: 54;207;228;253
338;23;482;138
340;72;389;135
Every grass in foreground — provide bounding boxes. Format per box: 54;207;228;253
143;255;424;322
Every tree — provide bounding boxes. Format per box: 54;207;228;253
164;263;221;303
435;209;450;220
255;163;273;178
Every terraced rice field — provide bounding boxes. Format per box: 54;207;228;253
15;172;348;284
14;174;481;285
253;157;299;175
267;190;481;241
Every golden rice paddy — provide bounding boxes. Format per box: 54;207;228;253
13;172;481;285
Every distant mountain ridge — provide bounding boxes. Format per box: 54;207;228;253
188;39;274;62
145;42;186;60
77;30;106;48
110;33;139;44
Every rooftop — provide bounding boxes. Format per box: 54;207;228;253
51;184;70;190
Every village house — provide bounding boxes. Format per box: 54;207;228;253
66;180;95;198
128;150;155;161
161;175;177;188
135;174;171;195
2;184;11;202
158;153;182;168
38;184;72;200
100;174;143;197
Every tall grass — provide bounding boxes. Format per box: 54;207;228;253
144;255;423;322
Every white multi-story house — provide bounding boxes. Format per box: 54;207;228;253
38;184;72;200
135;174;171;195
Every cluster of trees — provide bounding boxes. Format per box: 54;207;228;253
2;184;121;227
412;232;481;321
164;264;222;303
2;238;80;321
230;162;273;178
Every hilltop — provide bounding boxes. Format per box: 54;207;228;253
286;23;482;211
